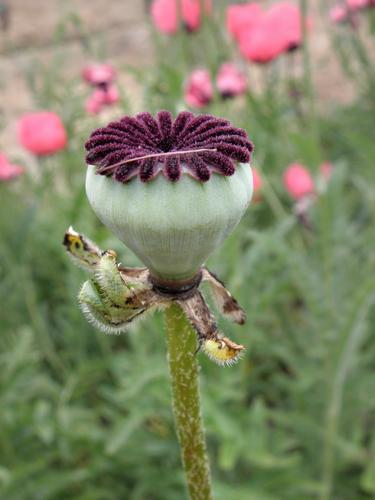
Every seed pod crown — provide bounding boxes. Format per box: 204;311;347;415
85;111;253;183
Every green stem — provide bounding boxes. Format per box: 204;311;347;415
300;0;322;167
165;303;213;500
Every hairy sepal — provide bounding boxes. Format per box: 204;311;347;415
63;226;102;272
202;337;245;366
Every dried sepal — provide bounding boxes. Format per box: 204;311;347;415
63;226;102;271
178;291;219;342
202;337;245;366
178;292;245;366
64;228;248;365
202;268;246;325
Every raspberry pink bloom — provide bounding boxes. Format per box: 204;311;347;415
18;112;67;156
252;167;262;202
0;154;24;181
185;69;213;108
237;2;310;63
347;0;369;10
151;0;212;34
82;63;116;86
266;1;308;52
239;17;286;64
330;4;348;23
283;163;315;200
320;161;333;181
216;63;247;98
103;84;120;105
226;3;262;41
85;93;104;115
85;85;119;115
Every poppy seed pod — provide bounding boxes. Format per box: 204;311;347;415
85;111;253;283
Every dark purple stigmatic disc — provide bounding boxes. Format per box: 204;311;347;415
85;111;253;183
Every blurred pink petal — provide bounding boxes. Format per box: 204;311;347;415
239;17;285;63
226;2;262;41
0;154;24;181
151;0;178;34
151;0;211;34
17;112;67;156
85;93;104;115
183;0;212;31
347;0;369;10
85;85;119;114
237;1;311;63
266;1;308;52
283;163;315;200
82;63;116;86
102;84;120;104
330;4;348;23
252;167;262;203
216;63;247;98
185;69;213;108
320;161;333;181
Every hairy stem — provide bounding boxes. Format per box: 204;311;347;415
165;303;213;500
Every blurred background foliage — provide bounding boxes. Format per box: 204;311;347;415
1;1;375;499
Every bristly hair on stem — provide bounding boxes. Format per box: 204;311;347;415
85;111;253;183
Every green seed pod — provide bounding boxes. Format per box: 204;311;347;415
85;111;254;283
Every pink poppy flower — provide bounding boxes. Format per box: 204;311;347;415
330;4;348;23
347;0;369;10
85;84;120;115
82;63;116;86
226;3;263;41
102;84;119;105
216;63;247;98
239;16;286;64
269;2;312;50
0;154;24;181
151;0;212;34
17;112;67;156
185;69;213;108
320;161;333;181
238;2;311;63
85;93;104;115
252;167;262;203
283;163;315;200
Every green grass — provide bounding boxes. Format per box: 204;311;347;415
1;4;375;499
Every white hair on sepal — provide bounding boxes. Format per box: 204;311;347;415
201;336;245;366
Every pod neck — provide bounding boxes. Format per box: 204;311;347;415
150;271;202;299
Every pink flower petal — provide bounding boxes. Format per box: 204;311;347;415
252;166;262;203
151;0;211;34
347;0;369;10
330;5;348;23
283;163;315;200
320;161;333;181
82;63;116;86
184;69;213;108
226;3;263;41
151;0;178;34
237;1;311;63
0;154;24;181
17;111;67;156
216;63;247;98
